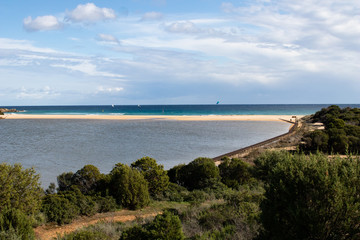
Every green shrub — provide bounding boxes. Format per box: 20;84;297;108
177;158;220;190
120;211;184;240
61;229;110;240
131;157;169;197
41;194;78;225
110;163;150;210
0;163;42;215
167;164;185;185
257;151;360;239
0;208;34;240
160;182;189;202
93;195;118;213
219;157;253;188
60;187;97;217
57;165;102;194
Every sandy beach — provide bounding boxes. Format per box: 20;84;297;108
2;114;303;122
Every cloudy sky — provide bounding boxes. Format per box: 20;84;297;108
0;0;359;105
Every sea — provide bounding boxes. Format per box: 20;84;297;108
1;104;359;188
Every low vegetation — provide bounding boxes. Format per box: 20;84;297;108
1;105;360;239
301;105;360;154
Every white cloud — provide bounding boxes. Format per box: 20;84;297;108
97;34;119;44
96;86;124;94
23;15;62;32
17;86;59;99
0;38;57;53
141;12;163;21
165;21;200;34
66;3;116;23
52;61;124;79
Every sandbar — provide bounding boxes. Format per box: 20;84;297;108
2;114;303;122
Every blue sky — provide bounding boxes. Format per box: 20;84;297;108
0;0;359;105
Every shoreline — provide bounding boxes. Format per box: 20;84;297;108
2;114;303;122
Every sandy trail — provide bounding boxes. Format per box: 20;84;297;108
34;209;160;240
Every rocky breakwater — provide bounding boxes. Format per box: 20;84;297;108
0;108;19;117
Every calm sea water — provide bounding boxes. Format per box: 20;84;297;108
1;104;359;188
4;104;360;116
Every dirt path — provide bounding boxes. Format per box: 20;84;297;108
34;209;160;240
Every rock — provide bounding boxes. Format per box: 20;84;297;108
0;108;19;113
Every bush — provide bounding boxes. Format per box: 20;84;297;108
61;229;110;240
120;211;184;240
60;187;97;217
219;157;253;188
41;194;78;225
0;163;42;215
0;208;34;240
257;151;360;239
131;157;169;197
176;158;220;190
57;165;102;194
93;195;118;213
161;183;189;202
109;163;150;210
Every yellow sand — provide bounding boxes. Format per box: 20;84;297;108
2;114;303;122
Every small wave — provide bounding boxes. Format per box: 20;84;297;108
109;113;125;115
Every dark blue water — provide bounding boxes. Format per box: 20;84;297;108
3;104;360;116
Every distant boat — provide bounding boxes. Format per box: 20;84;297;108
138;104;141;108
112;104;115;108
216;101;220;105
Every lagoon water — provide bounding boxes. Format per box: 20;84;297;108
1;119;289;188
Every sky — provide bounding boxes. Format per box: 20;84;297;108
0;0;359;105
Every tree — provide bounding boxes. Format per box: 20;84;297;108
178;157;220;190
57;165;102;194
218;157;252;188
71;165;102;194
0;163;42;215
256;151;360;239
131;157;169;197
109;163;150;210
57;172;74;192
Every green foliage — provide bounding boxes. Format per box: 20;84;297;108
172;158;220;190
93;195;118;213
301;130;329;152
161;182;189;202
303;105;360;154
0;208;34;240
60;187;97;217
131;157;170;197
60;229;110;240
57;172;74;192
71;165;102;194
41;194;78;225
167;164;185;185
120;211;184;240
218;157;253;188
0;163;42;215
57;165;101;194
256;151;360;239
110;163;150;210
